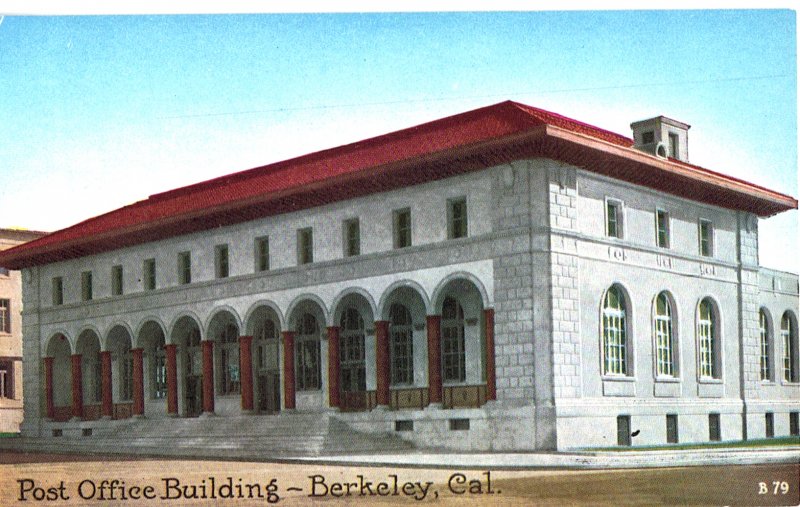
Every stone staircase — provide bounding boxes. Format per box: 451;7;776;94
0;412;413;460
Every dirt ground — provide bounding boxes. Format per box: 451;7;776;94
0;451;797;506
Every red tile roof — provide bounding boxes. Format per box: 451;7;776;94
0;100;795;269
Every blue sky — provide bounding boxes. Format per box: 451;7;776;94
0;10;797;270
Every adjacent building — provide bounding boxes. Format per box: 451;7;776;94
0;229;48;433
0;101;796;450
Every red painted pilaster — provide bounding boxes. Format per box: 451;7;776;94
375;320;390;406
201;340;214;414
164;344;178;416
100;351;113;418
484;308;496;401
282;331;295;410
132;348;144;416
327;326;340;409
44;357;54;420
426;315;442;404
239;336;254;412
70;354;84;419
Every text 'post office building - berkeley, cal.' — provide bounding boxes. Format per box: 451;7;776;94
0;101;797;452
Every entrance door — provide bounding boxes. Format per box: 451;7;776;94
256;337;281;414
184;330;203;418
340;308;367;410
257;372;281;413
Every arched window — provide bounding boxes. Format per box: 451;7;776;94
654;292;675;377
602;286;628;376
219;323;240;395
697;299;719;379
759;310;772;381
296;313;320;390
441;297;466;383
389;303;414;385
339;308;366;393
781;312;798;383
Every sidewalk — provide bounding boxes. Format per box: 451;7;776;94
291;447;800;469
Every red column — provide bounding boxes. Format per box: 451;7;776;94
70;354;84;419
132;348;144;416
327;327;340;409
164;344;178;416
375;321;390;407
100;351;113;418
282;331;295;410
484;308;496;401
201;340;214;414
427;315;442;405
44;357;54;420
239;336;254;412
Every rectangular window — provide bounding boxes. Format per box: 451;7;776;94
606;200;623;239
765;412;774;438
343;218;360;257
52;277;64;306
215;244;229;279
699;219;714;257
0;300;9;334
642;131;655;144
255;237;270;272
709;413;721;441
0;361;13;399
656;209;670;248
668;132;679;158
81;271;93;301
666;414;679;444
447;197;468;239
111;265;123;296
790;412;799;436
143;259;156;291
393;208;412;249
298;228;313;265
0;267;8;277
617;415;631;446
178;251;191;285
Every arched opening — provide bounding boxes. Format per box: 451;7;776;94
602;285;631;377
45;334;72;421
653;291;677;378
76;329;102;420
287;298;326;410
171;316;202;417
332;291;375;411
246;305;282;414
781;311;799;383
433;277;487;408
381;285;428;409
138;321;166;404
697;298;721;380
208;311;241;397
759;309;773;382
107;325;133;419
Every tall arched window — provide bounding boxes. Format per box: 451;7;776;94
339;308;366;393
698;299;719;379
441;297;466;383
296;313;320;390
219;323;240;395
389;303;414;385
781;312;798;383
654;292;675;377
759;310;772;381
602;286;628;376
